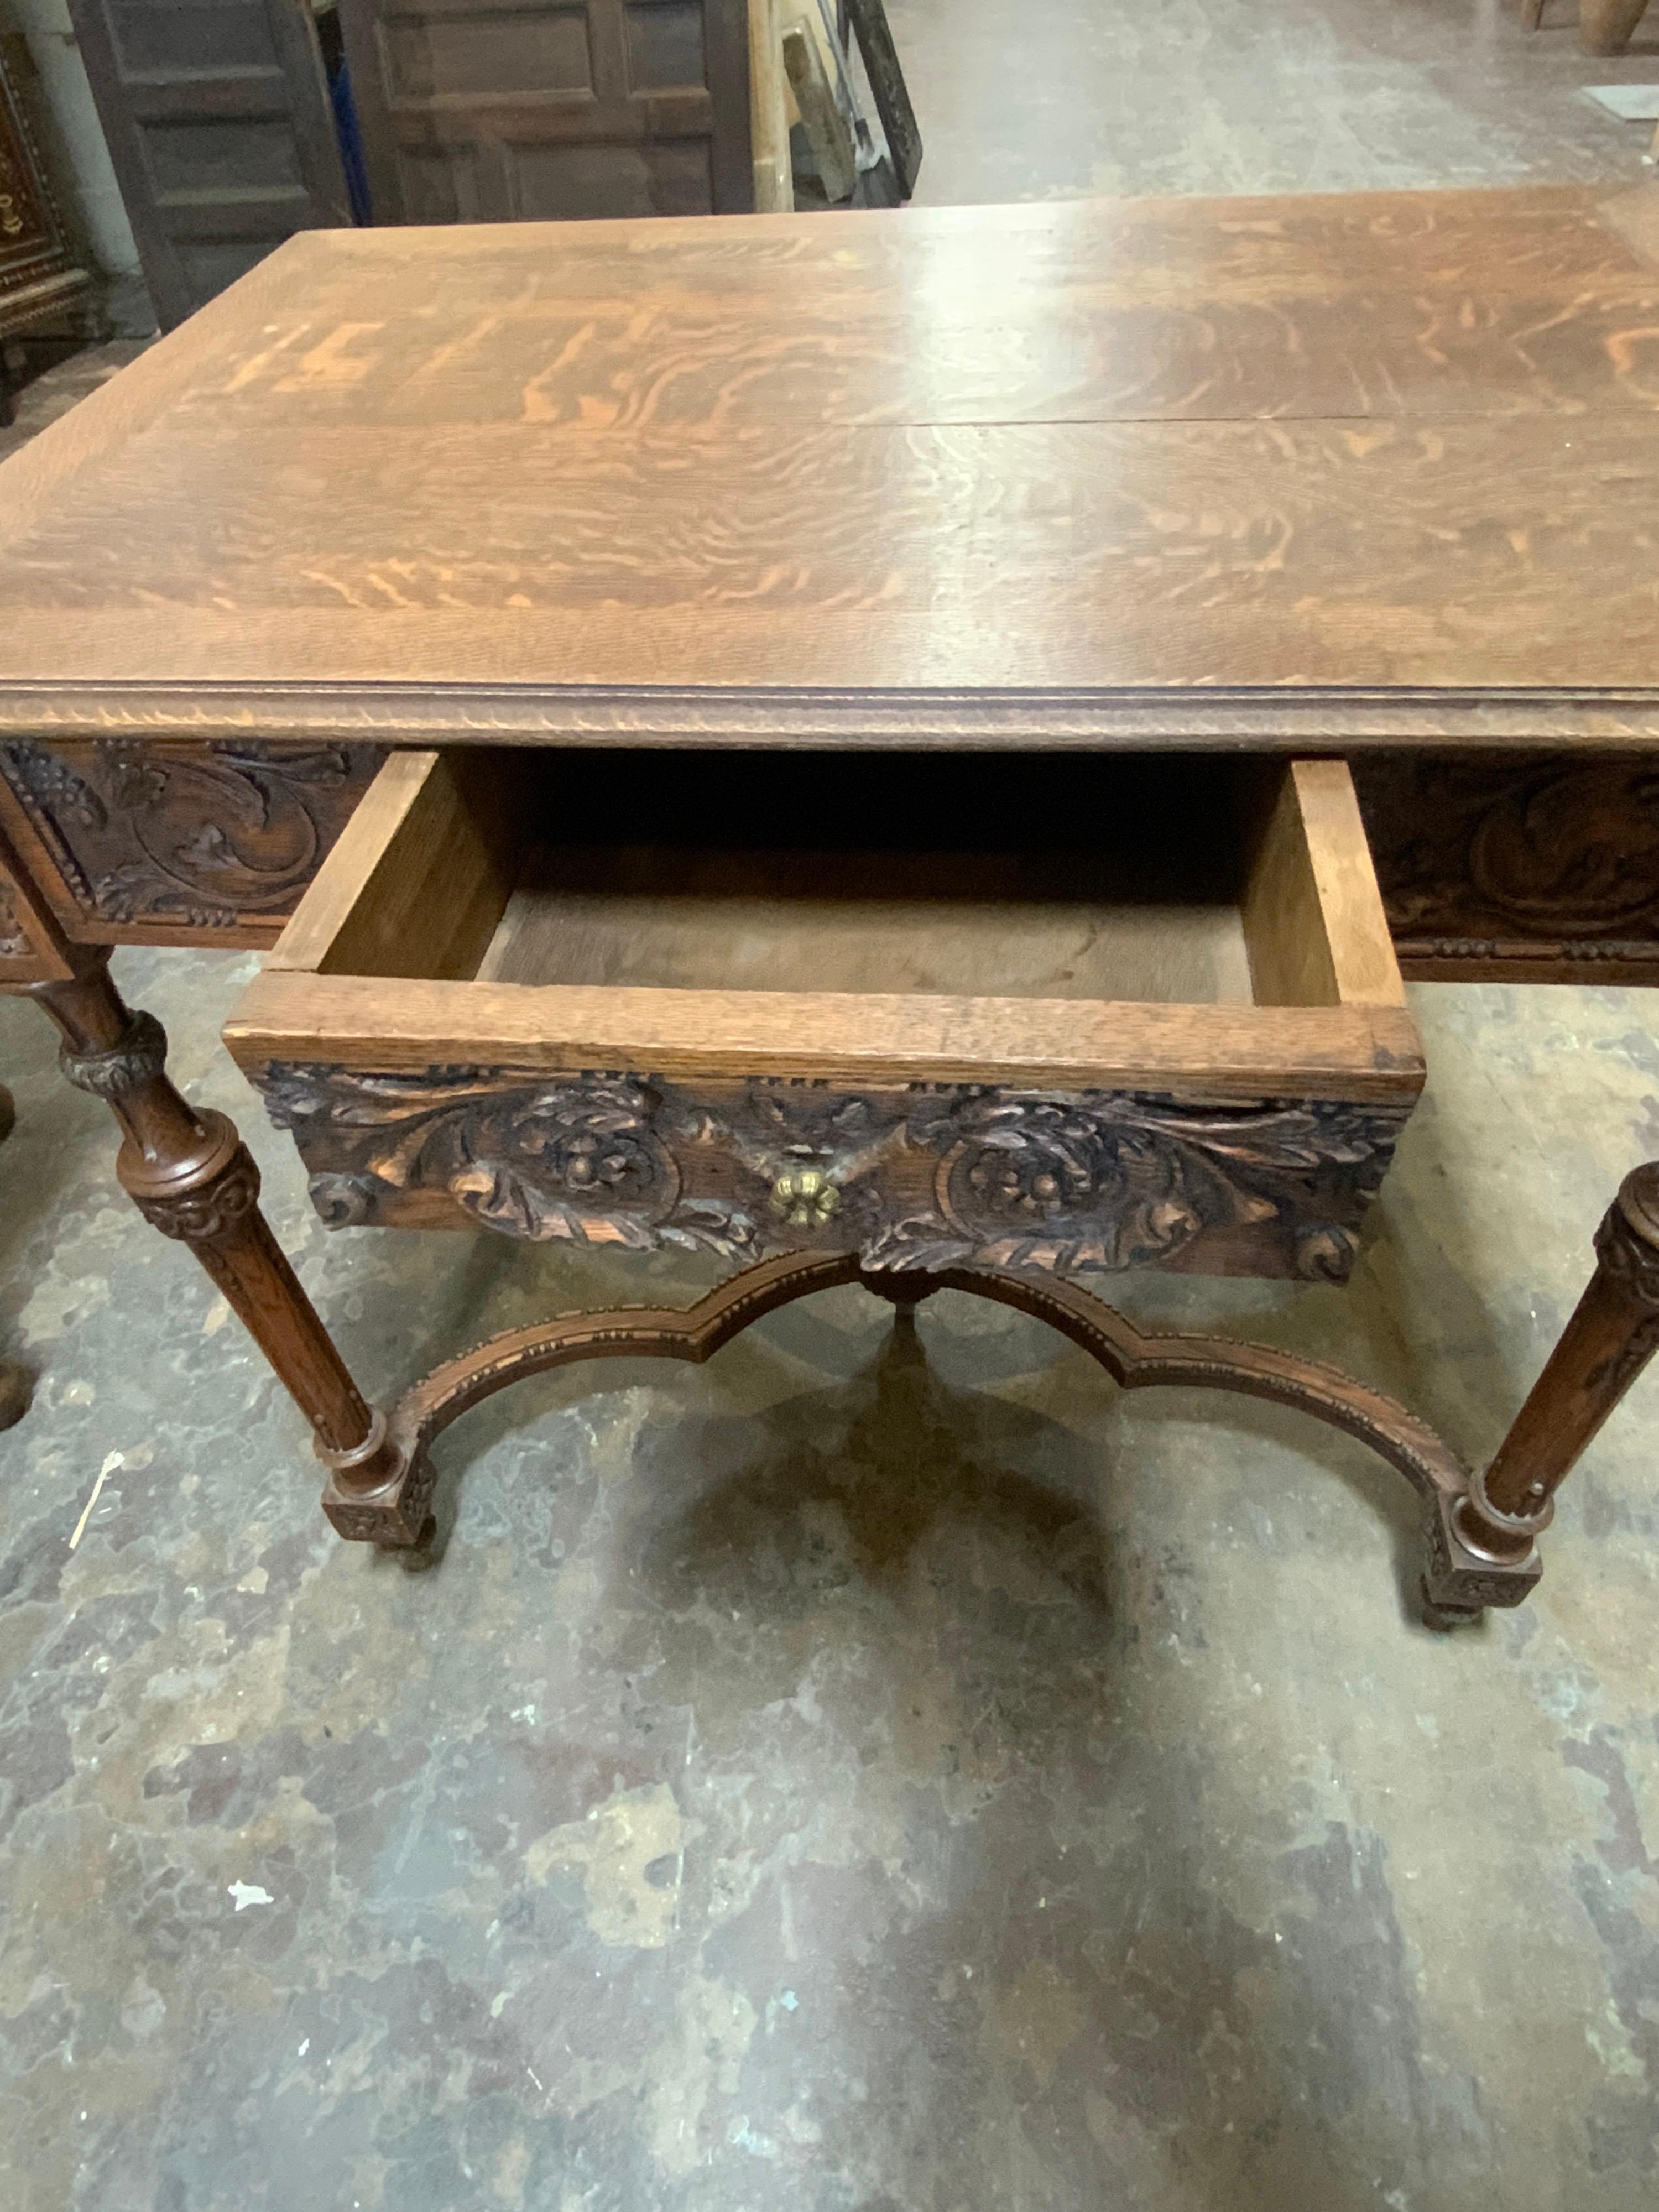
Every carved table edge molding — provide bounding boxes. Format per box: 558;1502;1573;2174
6;682;1659;747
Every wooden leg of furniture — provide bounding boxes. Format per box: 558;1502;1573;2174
1427;1162;1659;1624
1579;0;1648;51
357;1248;1543;1622
0;1077;25;1428
0;1360;26;1428
26;947;419;1542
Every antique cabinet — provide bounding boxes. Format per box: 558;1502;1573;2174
338;0;755;222
0;36;91;420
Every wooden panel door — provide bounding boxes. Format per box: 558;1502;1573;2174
339;0;753;223
67;0;351;330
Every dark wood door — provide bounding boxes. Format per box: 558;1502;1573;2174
67;0;351;330
338;0;752;223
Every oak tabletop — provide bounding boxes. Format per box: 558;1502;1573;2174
1;183;1657;749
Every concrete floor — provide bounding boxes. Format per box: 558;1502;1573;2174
6;7;1659;2209
891;0;1659;203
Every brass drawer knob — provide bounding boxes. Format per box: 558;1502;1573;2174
769;1168;841;1227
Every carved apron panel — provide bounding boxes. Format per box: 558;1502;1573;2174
251;1065;1413;1284
0;740;387;935
1354;753;1659;968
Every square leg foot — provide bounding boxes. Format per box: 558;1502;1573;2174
320;1441;436;1548
1421;1493;1542;1626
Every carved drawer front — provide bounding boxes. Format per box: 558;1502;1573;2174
0;740;388;946
225;746;1425;1284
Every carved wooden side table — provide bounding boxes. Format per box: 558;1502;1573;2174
4;184;1659;1624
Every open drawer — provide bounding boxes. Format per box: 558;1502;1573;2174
225;748;1423;1281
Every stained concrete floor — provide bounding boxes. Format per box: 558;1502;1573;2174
6;6;1659;2209
890;0;1659;202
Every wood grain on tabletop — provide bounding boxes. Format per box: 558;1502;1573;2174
1;185;1656;724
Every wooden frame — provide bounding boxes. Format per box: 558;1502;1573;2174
747;0;793;210
6;783;1647;1615
844;0;919;199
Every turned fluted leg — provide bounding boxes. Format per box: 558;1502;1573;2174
1444;1164;1659;1589
30;949;427;1545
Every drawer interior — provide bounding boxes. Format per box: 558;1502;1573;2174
478;753;1256;1006
228;744;1418;1102
283;750;1393;1005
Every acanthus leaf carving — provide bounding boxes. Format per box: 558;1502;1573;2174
889;1090;1404;1280
58;1009;169;1100
251;1066;1407;1283
0;740;385;931
1354;754;1659;959
257;1065;765;1260
131;1150;262;1244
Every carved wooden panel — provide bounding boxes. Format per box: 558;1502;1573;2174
248;1064;1413;1284
0;740;386;945
65;0;349;330
339;0;753;223
1353;753;1659;983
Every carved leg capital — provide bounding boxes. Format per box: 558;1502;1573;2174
119;1108;251;1232
57;1005;169;1098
